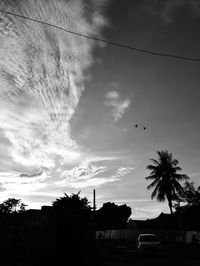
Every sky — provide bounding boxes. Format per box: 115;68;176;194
0;0;200;219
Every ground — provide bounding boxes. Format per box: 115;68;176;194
96;240;200;266
0;240;200;265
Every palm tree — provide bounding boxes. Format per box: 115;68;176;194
145;150;189;214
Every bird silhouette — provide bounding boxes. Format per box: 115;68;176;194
143;127;146;130
135;124;138;128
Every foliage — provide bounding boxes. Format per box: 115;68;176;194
173;181;200;211
95;202;132;230
182;181;200;206
145;150;189;214
173;182;200;227
52;191;92;214
0;198;27;214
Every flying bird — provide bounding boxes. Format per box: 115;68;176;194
125;123;147;131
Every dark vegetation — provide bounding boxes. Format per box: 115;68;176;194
52;191;92;213
0;192;132;265
173;181;200;227
95;202;132;230
145;150;189;214
0;198;27;214
146;150;200;227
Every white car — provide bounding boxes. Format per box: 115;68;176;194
137;234;161;254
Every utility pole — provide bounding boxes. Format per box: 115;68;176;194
92;189;96;241
90;189;96;265
93;189;96;213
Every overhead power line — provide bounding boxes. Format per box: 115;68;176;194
0;9;200;62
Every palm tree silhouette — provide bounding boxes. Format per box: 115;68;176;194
145;150;189;214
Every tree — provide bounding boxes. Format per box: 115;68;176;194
0;198;27;214
52;192;93;264
173;181;200;211
172;182;200;228
181;181;200;207
95;202;132;230
145;150;189;214
52;191;92;214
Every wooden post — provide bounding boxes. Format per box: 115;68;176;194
92;189;96;242
93;189;96;213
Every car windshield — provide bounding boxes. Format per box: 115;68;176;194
139;235;158;242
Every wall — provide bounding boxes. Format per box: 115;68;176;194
96;229;138;241
96;228;178;242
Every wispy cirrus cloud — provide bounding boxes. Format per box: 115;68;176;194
0;170;49;198
60;162;106;181
105;90;131;121
0;0;108;170
0;0;112;201
0;170;48;183
55;161;114;188
116;167;135;176
55;157;135;189
19;170;43;178
107;166;135;181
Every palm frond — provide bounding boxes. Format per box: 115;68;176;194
145;150;188;211
172;158;179;165
145;174;159;180
151;187;158;199
146;164;157;171
150;158;160;165
157;190;166;202
172;180;185;195
147;179;159;190
173;166;182;172
151;183;162;200
173;173;189;181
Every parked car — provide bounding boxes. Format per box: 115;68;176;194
137;234;162;254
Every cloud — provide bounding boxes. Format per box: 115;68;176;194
105;90;131;121
83;154;123;164
60;162;106;180
19;170;43;178
116;167;135;176
55;160;113;188
105;91;120;100
55;159;135;189
108;166;135;181
0;0;108;169
0;170;48;182
0;170;49;197
140;0;200;23
0;183;6;192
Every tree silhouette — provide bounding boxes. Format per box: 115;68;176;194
95;202;132;229
52;192;93;264
52;191;92;214
145;150;189;214
173;181;200;212
181;181;200;207
0;198;27;214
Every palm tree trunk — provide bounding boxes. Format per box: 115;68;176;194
167;196;173;214
169;203;173;214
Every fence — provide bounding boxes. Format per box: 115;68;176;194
96;228;179;242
